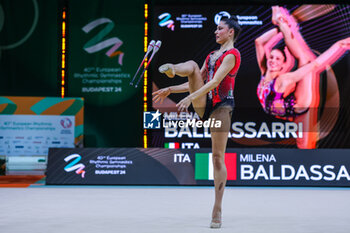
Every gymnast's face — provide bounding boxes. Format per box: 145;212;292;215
267;49;285;72
215;21;234;44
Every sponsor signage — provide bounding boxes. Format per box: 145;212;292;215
47;148;186;185
0;115;75;156
47;148;350;186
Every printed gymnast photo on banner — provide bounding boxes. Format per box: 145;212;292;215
149;4;350;150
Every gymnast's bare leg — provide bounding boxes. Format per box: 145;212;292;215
159;61;207;117
209;106;232;228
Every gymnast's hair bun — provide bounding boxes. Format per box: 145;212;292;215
230;15;238;21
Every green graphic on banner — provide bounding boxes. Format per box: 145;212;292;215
0;97;17;114
68;0;143;106
31;98;82;115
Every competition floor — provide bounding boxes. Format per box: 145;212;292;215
1;186;350;233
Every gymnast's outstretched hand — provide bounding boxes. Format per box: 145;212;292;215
152;88;171;104
176;96;192;112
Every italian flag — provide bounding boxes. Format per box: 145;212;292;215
164;142;180;149
195;153;237;180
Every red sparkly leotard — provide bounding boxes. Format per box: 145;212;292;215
205;48;241;107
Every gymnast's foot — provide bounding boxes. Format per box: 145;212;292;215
159;64;175;78
278;7;298;30
210;209;222;229
271;6;279;25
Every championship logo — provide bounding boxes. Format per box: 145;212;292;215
158;13;175;31
82;18;124;65
64;153;86;178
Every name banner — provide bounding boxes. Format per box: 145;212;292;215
46;148;350;186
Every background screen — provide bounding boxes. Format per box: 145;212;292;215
148;4;350;149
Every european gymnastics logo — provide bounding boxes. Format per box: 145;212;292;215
64;154;86;178
214;11;231;25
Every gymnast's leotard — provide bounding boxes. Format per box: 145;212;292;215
257;76;307;118
202;48;241;120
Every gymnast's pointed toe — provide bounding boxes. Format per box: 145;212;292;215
158;64;175;78
210;220;222;229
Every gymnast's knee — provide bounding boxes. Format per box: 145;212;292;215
298;57;313;67
212;153;225;170
186;60;200;75
295;95;312;111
